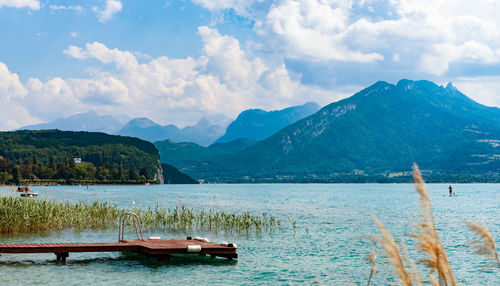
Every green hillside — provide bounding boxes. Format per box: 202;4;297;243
0;130;162;185
176;80;500;182
155;138;256;167
161;163;198;184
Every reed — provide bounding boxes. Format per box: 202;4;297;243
410;164;455;286
366;251;377;286
371;164;455;285
0;197;281;235
372;217;414;286
466;222;500;271
371;164;500;285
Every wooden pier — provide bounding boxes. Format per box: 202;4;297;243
0;238;238;262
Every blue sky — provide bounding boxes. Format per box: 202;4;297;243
1;0;500;130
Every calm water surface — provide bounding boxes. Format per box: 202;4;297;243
1;184;499;285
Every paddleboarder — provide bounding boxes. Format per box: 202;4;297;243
449;185;453;197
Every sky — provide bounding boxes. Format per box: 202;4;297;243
1;0;500;130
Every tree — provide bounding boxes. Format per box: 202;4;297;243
118;163;126;181
140;167;149;179
96;165;111;181
12;166;22;186
49;153;57;175
0;171;13;184
129;169;140;181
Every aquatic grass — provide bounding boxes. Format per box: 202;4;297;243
128;206;282;235
0;197;281;235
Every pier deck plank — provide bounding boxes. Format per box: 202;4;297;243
0;239;238;259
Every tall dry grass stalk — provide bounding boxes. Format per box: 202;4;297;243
366;251;378;286
467;222;500;271
373;217;413;286
410;164;455;286
371;164;458;286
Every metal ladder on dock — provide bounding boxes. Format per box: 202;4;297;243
118;212;144;242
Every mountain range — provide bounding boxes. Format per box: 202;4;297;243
168;80;500;182
20;103;320;147
116;116;230;146
20;111;130;134
215;102;320;143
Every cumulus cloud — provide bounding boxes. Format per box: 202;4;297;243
249;0;500;75
0;27;339;129
49;5;83;13
93;0;122;22
193;0;500;75
261;0;384;62
0;62;27;100
453;76;500;107
0;0;39;10
0;63;38;129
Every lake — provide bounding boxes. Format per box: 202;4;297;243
1;184;499;285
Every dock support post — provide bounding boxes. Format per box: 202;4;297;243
55;253;69;263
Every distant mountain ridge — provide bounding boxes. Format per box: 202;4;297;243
117;116;230;146
215;102;321;143
20;111;129;134
20;103;321;148
175;80;500;182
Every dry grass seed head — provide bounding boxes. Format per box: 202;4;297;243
411;164;455;286
373;217;413;286
466;222;500;270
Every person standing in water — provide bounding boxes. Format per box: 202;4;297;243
449;185;453;197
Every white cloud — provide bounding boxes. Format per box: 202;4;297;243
260;0;384;62
453;76;500;107
49;5;83;13
191;0;258;15
93;0;122;22
0;62;27;100
0;62;38;129
0;26;340;129
190;0;500;74
24;77;79;121
0;0;39;10
64;42;138;69
250;0;500;75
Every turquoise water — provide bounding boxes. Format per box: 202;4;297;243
1;184;499;285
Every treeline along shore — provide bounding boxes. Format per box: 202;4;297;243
0;155;153;185
0;130;163;185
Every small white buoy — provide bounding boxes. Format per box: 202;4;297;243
187;245;201;253
132;200;135;205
